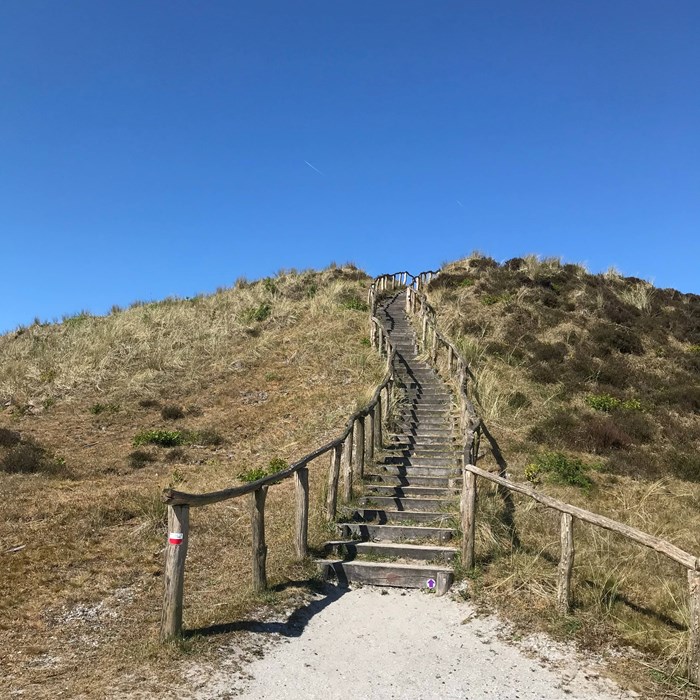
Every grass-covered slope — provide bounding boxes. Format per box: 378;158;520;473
427;255;700;690
0;265;383;698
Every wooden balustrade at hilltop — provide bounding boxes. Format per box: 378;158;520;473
405;274;700;685
158;277;398;642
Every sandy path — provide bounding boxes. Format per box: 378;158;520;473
183;585;638;700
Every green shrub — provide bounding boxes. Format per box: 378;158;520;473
133;429;183;447
238;457;289;483
185;428;224;446
0;428;21;448
528;452;594;489
340;297;369;312
585;394;621;412
240;303;271;323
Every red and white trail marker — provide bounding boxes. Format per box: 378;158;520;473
169;532;184;545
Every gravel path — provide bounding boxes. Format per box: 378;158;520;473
184;585;638;700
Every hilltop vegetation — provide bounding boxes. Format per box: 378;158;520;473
426;255;700;691
0;265;382;698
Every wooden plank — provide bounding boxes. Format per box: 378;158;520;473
294;467;309;560
341;427;354;503
355;416;365;479
325;444;342;522
160;505;189;640
557;513;574;614
461;469;477;569
251;486;268;591
689;570;700;685
465;464;698;570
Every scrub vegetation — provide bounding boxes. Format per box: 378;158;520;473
426;254;700;694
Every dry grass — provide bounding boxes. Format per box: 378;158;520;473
0;265;384;698
429;254;700;696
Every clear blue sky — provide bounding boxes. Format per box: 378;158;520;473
2;1;699;332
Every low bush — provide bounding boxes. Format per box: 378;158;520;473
240;303;271;323
161;404;185;420
90;402;120;415
1;438;65;475
526;451;594;489
129;450;156;468
238;457;289;483
133;427;224;448
669;450;700;482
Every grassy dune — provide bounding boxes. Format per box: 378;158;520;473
0;265;383;698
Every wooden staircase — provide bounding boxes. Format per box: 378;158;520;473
317;291;461;595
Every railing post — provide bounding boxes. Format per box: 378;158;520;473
557;513;575;614
294;467;309;560
374;395;383;451
461;468;476;570
447;345;454;373
251;486;268;592
341;427;354;502
421;314;428;348
689;570;700;684
325;444;342;521
160;504;189;641
431;326;438;363
355;416;365;480
367;407;375;461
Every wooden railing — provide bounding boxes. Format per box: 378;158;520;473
159;284;398;641
405;275;700;684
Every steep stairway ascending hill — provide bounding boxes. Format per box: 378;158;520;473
317;291;461;595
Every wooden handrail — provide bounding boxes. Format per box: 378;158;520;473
406;269;700;683
159;287;397;641
464;464;699;571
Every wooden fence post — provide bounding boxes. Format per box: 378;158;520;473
251;486;268;592
557;513;575;614
421;314;428;347
355;416;365;479
447;345;454;373
294;467;309;560
461;469;477;570
325;444;342;521
689;570;700;684
431;327;438;363
342;427;354;502
374;395;383;451
367;407;375;462
160;504;190;641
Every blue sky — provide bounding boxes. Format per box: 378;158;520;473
1;1;698;332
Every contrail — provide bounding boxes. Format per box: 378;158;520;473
456;200;464;208
304;160;325;176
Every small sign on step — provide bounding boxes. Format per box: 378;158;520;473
169;532;184;545
426;578;436;589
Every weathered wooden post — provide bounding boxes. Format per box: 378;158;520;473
161;504;190;640
447;345;454;373
688;570;700;684
355;416;365;479
461;468;477;569
367;407;375;461
294;467;309;559
431;326;438;363
421;314;428;348
341;427;354;502
557;513;575;614
374;395;383;451
325;444;342;521
251;486;268;592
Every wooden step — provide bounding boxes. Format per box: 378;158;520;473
337;522;456;543
324;540;458;562
359;496;458;512
365;473;459;488
370;465;461;478
365;485;459;498
351;508;457;524
316;559;453;595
